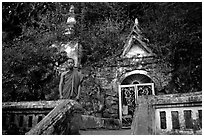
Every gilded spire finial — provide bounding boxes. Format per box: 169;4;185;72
65;5;76;35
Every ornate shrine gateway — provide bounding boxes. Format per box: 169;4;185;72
117;18;157;127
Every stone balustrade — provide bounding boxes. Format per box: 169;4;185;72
2;92;202;135
2;99;84;135
26;99;84;135
2;100;60;134
131;91;202;135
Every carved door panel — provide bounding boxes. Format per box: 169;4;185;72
119;83;154;128
119;85;137;128
136;83;155;96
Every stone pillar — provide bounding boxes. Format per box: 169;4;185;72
131;95;155;135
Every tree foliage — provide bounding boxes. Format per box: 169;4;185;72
2;2;202;101
2;2;68;101
141;3;202;93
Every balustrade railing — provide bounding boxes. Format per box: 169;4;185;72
2;99;84;135
2;92;202;135
131;91;202;135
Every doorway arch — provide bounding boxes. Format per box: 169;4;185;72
120;70;154;85
118;70;155;127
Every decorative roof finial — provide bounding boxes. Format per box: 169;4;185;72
69;5;75;13
64;5;76;35
132;18;149;43
133;18;142;35
134;18;139;26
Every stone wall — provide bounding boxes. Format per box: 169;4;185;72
131;91;202;135
80;58;172;119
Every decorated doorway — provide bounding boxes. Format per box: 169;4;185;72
118;83;155;128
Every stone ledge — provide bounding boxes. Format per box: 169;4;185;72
149;92;202;105
2;100;63;109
